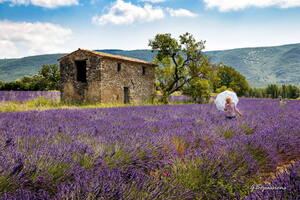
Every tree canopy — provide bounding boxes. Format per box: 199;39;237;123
149;33;206;103
216;65;250;96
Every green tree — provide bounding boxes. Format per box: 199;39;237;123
281;85;288;98
286;85;300;99
266;84;280;99
39;64;60;90
183;79;211;103
217;65;249;96
215;86;233;93
0;64;60;91
245;85;300;99
183;56;219;103
206;64;221;92
251;88;265;98
149;33;205;103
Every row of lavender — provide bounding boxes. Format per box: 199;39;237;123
0;91;190;103
157;94;192;102
0;98;299;199
0;91;60;102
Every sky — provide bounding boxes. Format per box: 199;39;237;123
0;0;300;58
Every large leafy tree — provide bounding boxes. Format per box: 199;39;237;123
149;33;205;103
183;56;219;103
216;65;250;96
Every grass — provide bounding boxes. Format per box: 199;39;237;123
170;156;258;200
156;91;183;96
0;97;189;113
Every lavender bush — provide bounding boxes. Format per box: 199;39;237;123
157;95;191;102
0;98;299;199
0;91;60;102
245;161;300;200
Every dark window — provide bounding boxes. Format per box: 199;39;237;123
75;60;87;82
124;87;130;104
117;63;121;72
142;66;146;75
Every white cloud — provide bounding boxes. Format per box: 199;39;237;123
92;0;198;25
92;0;165;25
0;40;19;58
0;0;79;8
203;0;300;11
167;8;198;17
139;0;166;3
0;20;72;58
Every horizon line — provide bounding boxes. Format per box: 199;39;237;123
2;42;300;59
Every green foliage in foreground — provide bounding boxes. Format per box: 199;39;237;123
169;156;260;200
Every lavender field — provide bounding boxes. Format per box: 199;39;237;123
157;95;192;102
0;98;299;199
0;91;189;104
0;91;60;102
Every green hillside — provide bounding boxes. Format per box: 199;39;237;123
205;43;300;87
0;43;300;87
0;54;65;82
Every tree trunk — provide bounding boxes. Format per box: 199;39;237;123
160;94;169;104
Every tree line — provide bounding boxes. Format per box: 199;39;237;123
245;84;300;99
0;64;60;91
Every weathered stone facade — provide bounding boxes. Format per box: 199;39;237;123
59;49;156;104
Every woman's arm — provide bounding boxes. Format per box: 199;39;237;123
224;104;229;111
234;104;243;117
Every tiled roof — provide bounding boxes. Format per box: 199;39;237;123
58;49;156;66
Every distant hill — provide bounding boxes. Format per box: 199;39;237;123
0;43;300;88
205;43;300;87
0;54;65;82
94;49;156;62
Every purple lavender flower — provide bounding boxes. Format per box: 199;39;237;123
0;98;299;199
0;91;60;102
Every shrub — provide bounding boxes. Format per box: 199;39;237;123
26;97;59;107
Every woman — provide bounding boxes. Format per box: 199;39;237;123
224;97;242;119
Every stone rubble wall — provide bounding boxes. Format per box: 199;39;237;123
100;58;155;104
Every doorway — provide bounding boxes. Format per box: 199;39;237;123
75;60;87;83
124;87;130;104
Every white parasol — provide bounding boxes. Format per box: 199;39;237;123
215;90;239;111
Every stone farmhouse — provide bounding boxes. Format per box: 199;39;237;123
58;49;156;104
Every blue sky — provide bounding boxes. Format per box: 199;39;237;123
1;0;300;58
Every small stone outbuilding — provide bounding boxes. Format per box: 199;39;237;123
58;49;156;104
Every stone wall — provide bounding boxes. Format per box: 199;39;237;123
60;50;155;104
60;50;102;103
100;58;155;104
